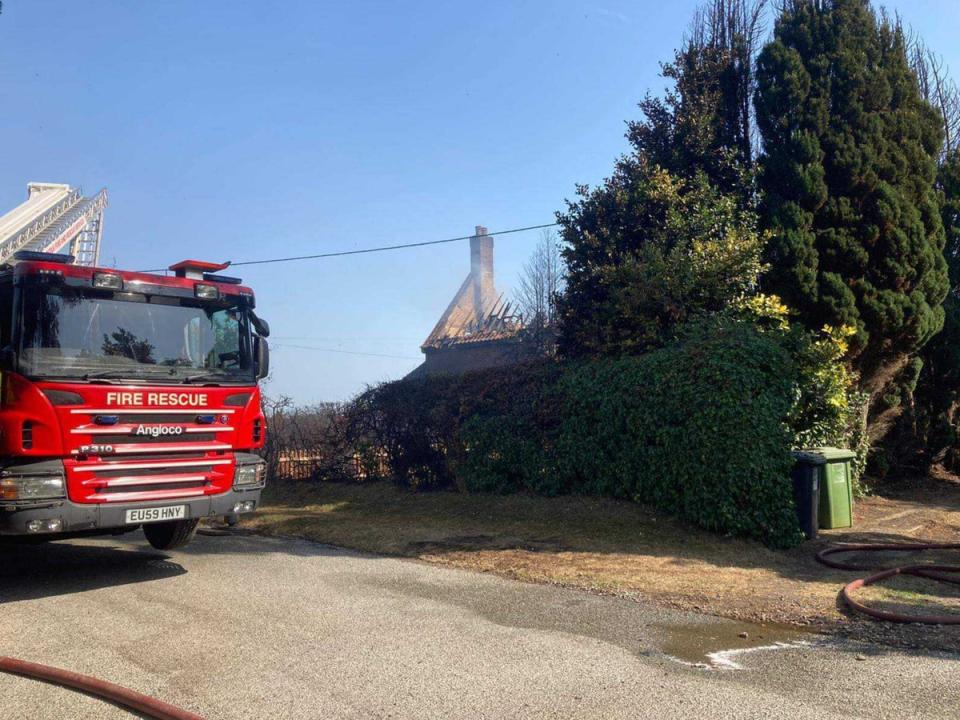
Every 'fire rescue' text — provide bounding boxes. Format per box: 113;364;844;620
105;392;209;407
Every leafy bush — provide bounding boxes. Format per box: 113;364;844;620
557;165;766;357
553;320;802;547
353;320;815;547
350;362;561;492
348;375;458;489
737;297;868;495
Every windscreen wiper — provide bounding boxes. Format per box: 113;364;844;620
81;369;142;381
180;372;226;385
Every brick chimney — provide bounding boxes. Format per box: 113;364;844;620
470;225;494;322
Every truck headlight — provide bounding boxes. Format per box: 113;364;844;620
233;461;266;488
0;473;66;501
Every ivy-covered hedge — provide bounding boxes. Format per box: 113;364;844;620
352;321;809;547
551;322;800;546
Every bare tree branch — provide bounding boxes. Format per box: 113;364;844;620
907;26;960;158
687;0;771;161
514;229;564;354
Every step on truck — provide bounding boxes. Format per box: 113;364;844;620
0;252;270;549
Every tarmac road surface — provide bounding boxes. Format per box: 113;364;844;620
0;532;957;719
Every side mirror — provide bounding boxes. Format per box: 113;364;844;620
251;313;270;338
0;346;15;371
255;336;270;380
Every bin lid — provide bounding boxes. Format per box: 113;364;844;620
792;447;856;464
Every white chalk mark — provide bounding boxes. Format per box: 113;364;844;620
662;639;820;671
706;640;815;670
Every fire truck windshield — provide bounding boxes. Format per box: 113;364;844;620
17;285;255;384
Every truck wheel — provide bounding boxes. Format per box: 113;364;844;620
143;519;199;550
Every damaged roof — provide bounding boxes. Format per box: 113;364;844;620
421;226;522;350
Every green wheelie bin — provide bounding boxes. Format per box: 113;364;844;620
793;447;856;529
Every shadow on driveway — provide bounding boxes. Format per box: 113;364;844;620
0;540;186;603
0;526;364;604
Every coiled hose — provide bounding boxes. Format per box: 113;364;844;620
0;656;205;720
817;542;960;624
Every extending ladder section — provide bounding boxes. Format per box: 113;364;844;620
0;182;108;266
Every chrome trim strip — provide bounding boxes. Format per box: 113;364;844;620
71;443;232;455
97;488;207;503
71;458;232;473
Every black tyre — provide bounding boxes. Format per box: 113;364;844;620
143;519;199;550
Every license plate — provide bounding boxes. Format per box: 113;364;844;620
125;505;186;524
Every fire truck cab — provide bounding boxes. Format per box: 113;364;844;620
0;252;269;549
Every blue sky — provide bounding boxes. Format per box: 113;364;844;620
2;0;958;402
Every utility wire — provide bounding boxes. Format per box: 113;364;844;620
138;222;557;272
271;335;423;342
273;342;421;361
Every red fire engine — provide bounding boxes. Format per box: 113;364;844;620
0;251;269;549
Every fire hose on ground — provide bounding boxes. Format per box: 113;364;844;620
817;542;960;625
0;656;205;720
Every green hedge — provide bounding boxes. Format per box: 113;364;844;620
353;321;805;547
552;323;801;546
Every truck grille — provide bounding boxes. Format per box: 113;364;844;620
68;457;233;503
65;408;237;502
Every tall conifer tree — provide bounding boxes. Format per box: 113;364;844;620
755;0;948;388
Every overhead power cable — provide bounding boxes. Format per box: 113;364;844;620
138;222;558;272
272;343;421;361
271;335;422;342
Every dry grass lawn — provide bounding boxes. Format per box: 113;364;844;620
241;475;960;649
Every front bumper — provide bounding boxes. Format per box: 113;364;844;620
0;487;262;536
0;456;265;537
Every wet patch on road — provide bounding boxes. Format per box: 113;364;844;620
349;565;831;673
658;620;819;670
